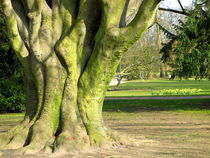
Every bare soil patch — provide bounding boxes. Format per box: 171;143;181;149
1;111;210;158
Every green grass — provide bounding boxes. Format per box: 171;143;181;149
1;99;210;128
1;79;210;119
103;99;210;112
0;113;24;120
106;79;210;97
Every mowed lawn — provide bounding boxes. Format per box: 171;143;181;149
106;79;210;97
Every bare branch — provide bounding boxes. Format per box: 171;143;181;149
159;7;190;16
156;22;176;38
177;0;185;13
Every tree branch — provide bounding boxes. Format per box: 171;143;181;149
55;0;101;75
177;0;185;13
11;0;29;42
26;0;50;62
156;22;176;38
58;0;79;37
51;0;63;41
0;0;29;60
100;0;127;28
128;0;160;27
159;7;190;16
120;0;161;41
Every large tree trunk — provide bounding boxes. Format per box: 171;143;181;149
0;0;160;154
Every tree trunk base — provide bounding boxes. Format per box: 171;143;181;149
0;120;135;155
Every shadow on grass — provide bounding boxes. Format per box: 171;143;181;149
103;99;210;112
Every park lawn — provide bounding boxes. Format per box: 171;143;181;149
106;79;210;97
1;98;209;120
1;80;210;157
1;99;210;158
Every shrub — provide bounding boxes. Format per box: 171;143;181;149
0;15;25;113
0;79;26;112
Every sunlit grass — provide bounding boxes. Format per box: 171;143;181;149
0;113;24;120
106;79;210;97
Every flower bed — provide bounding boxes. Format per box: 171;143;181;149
152;88;203;96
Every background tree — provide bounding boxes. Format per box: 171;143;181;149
0;0;161;154
120;27;162;80
161;0;210;79
119;2;187;81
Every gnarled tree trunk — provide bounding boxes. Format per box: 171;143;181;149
0;0;160;154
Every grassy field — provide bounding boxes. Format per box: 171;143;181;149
106;79;210;97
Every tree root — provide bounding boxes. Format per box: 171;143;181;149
2;127;30;149
0;127;136;156
54;123;90;153
0;131;54;155
0;119;136;156
0;119;30;148
0;118;54;155
88;126;137;149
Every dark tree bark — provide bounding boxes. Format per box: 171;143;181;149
0;0;161;154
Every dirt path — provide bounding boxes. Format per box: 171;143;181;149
1;111;210;158
105;95;210;100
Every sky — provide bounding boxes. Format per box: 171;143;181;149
161;0;194;9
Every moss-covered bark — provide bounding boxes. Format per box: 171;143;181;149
0;0;161;155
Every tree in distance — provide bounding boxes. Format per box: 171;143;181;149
0;0;161;154
161;0;210;79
